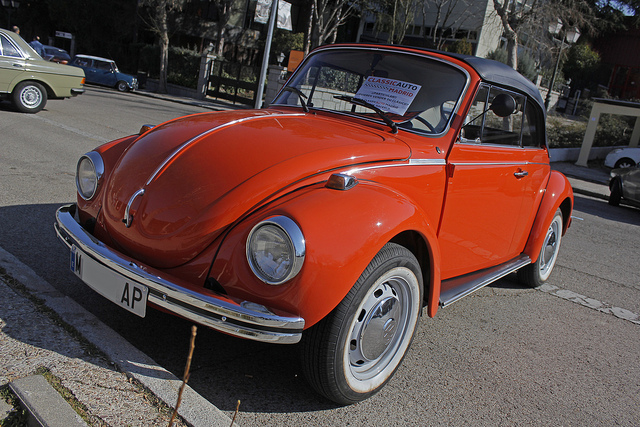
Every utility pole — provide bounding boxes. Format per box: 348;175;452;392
255;0;278;109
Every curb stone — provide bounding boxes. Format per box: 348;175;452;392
0;245;234;427
10;375;88;427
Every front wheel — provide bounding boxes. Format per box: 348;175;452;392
608;178;622;206
614;158;635;169
116;81;129;92
301;243;423;404
518;209;563;287
12;81;47;113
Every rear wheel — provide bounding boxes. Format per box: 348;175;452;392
12;81;47;113
608;178;622;206
614;158;635;169
301;243;423;404
518;209;563;287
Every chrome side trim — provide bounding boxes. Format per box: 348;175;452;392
409;158;447;166
55;204;305;344
449;161;547;167
439;255;531;308
347;158;446;175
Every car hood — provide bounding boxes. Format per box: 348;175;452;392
101;109;411;268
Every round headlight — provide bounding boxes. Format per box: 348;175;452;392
246;216;305;285
76;152;104;200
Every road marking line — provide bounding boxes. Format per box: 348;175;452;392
29;115;109;143
537;284;640;325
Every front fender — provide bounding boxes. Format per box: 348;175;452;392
524;170;573;262
211;180;442;328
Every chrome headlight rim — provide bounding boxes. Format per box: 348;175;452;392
76;151;104;201
246;216;306;285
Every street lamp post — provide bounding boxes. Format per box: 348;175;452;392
1;0;20;30
544;19;581;110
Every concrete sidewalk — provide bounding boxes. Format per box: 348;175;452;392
0;246;233;427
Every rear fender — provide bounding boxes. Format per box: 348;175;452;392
523;171;573;262
212;180;442;328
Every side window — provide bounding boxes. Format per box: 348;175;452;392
95;60;112;71
521;101;543;147
0;35;22;58
460;84;489;142
461;84;533;147
481;87;524;146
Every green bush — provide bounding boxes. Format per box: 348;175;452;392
546;113;634;148
547;116;586;148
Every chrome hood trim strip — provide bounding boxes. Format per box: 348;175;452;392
145;113;306;186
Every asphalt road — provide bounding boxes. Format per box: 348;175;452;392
1;88;639;425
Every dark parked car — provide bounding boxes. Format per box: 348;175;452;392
70;54;137;92
609;165;640;207
43;45;71;64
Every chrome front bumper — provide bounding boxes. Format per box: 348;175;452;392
54;204;304;344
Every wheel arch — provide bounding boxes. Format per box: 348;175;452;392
10;77;55;98
389;230;440;317
523;170;573;263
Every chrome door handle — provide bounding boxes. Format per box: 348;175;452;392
514;170;528;178
13;63;24;67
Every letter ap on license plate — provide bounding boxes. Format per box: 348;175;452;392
70;245;149;317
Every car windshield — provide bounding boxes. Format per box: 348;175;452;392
272;48;468;134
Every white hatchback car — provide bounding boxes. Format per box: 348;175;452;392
604;147;640;169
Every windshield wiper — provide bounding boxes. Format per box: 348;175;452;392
282;87;309;113
334;95;398;134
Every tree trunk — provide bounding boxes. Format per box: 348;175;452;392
304;2;314;55
157;2;169;94
506;33;518;70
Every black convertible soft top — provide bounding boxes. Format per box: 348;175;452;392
453;54;545;113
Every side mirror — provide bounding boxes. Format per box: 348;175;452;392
490;93;517;117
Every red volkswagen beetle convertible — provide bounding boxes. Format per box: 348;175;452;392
56;44;573;404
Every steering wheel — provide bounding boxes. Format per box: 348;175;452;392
413;116;436;133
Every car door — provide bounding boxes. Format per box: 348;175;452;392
622;166;640;202
438;84;548;279
0;33;25;93
94;59;116;87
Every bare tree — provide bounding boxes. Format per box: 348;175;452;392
369;0;416;44
211;0;235;56
493;0;597;71
307;0;361;52
421;0;473;50
140;0;186;93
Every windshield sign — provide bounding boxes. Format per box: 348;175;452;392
355;77;421;116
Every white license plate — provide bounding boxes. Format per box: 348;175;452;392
71;245;148;317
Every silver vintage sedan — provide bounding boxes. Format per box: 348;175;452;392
0;28;85;113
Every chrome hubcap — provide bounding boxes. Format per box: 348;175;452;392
21;86;41;107
359;293;400;360
346;269;417;384
539;217;561;278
